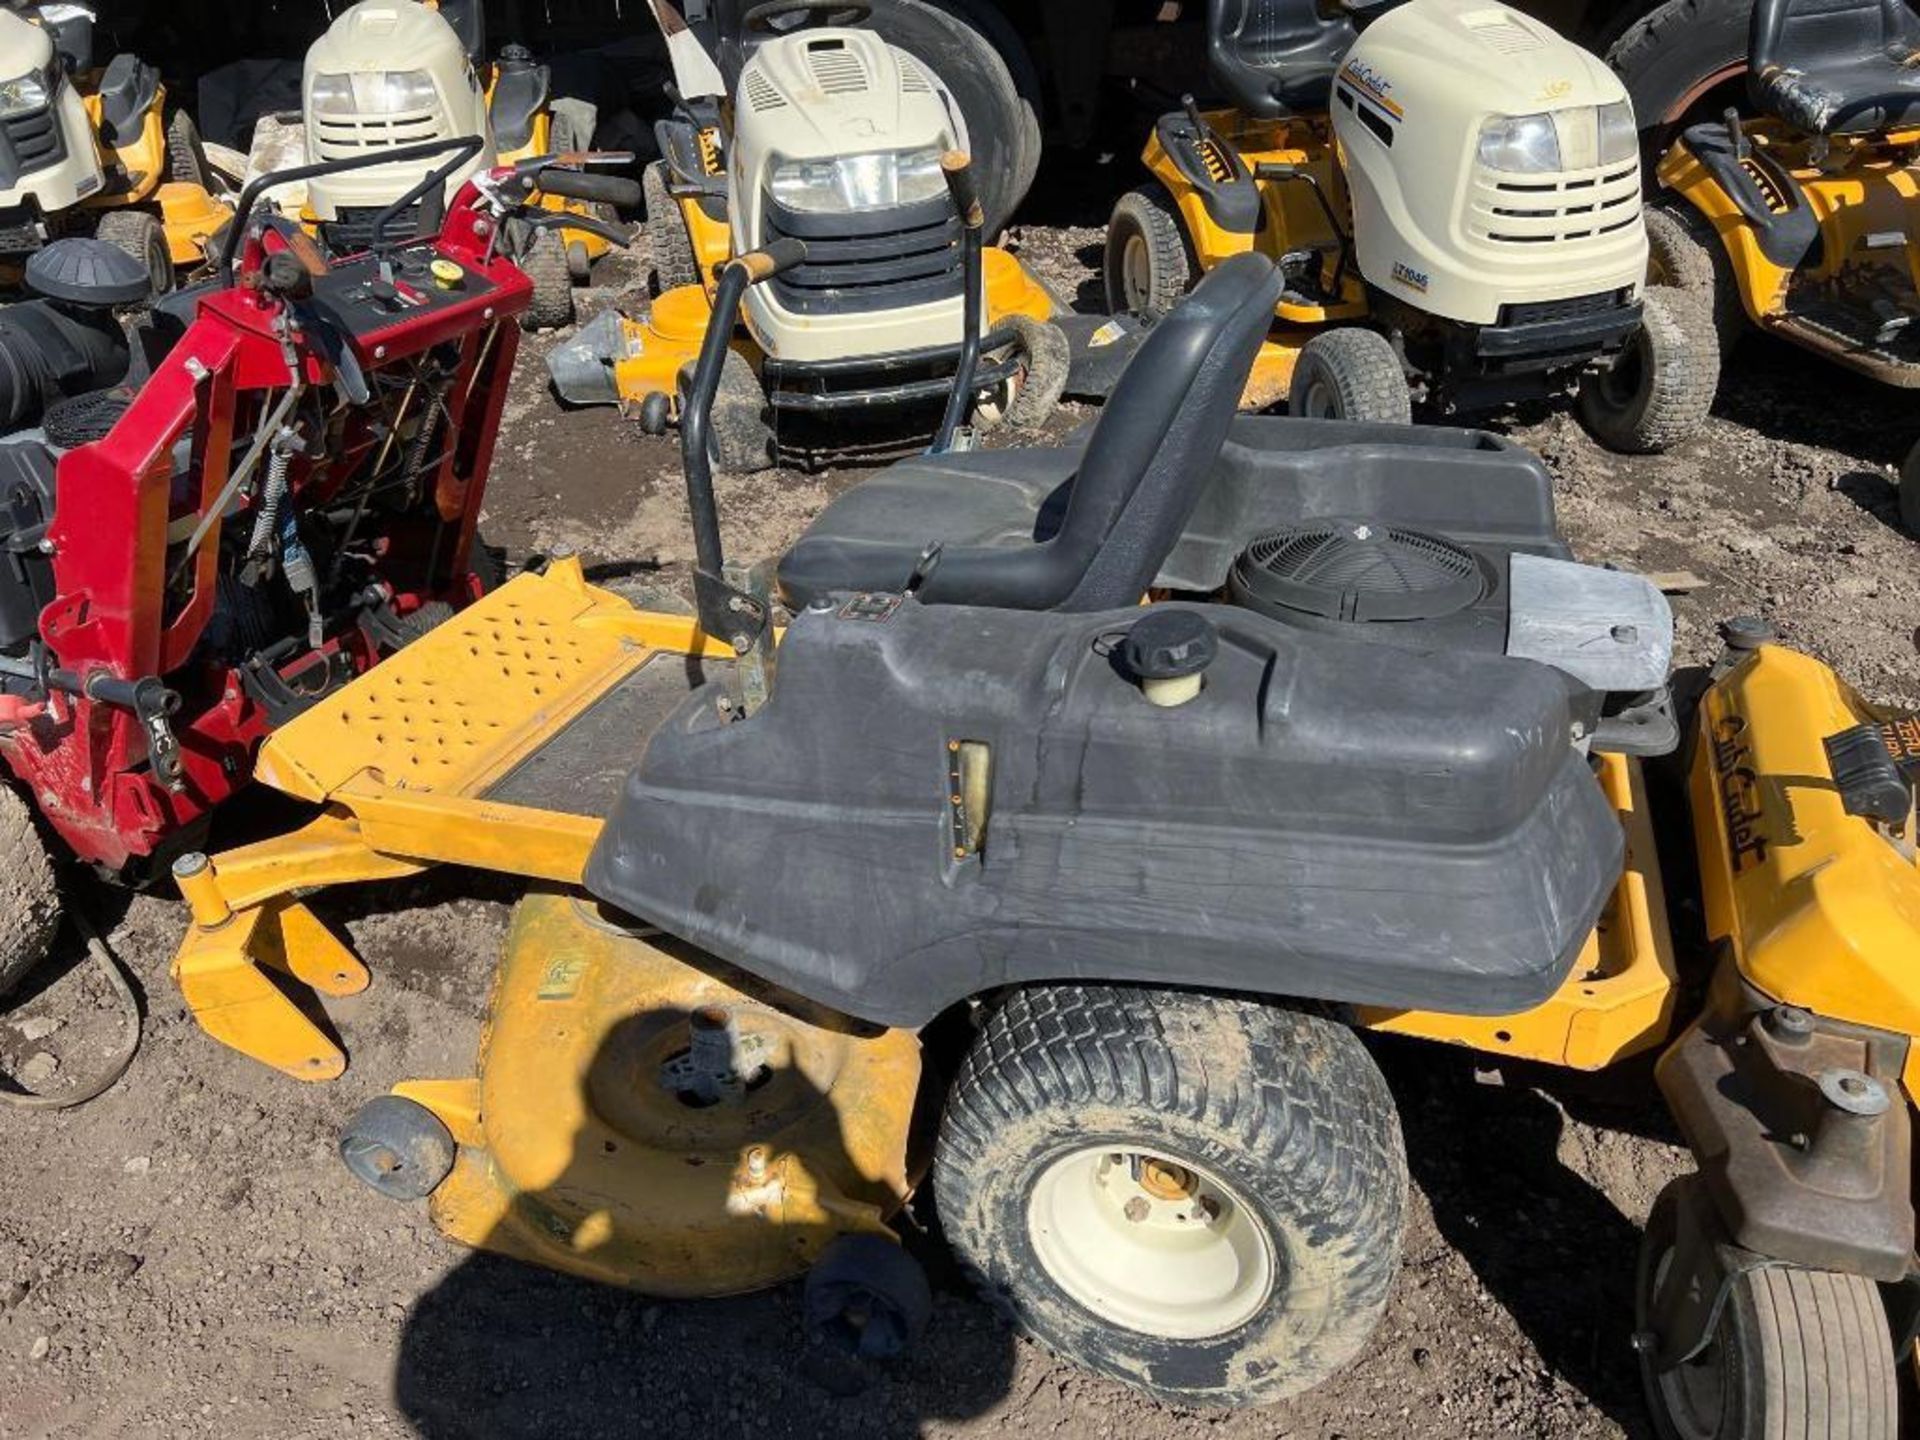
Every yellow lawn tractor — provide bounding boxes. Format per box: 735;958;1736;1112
1103;0;1718;452
0;3;232;293
546;1;1062;469
1649;0;1920;523
166;251;1920;1429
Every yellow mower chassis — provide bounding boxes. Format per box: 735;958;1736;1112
1144;109;1368;409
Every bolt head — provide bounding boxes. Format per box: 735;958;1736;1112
1122;1196;1151;1223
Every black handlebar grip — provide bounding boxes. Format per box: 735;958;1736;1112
941;150;984;230
538;169;644;209
735;237;808;283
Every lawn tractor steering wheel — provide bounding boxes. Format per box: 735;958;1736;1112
742;0;874;33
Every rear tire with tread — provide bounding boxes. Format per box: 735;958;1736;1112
0;784;60;1000
519;229;574;331
93;209;173;299
1606;0;1751;143
1287;328;1412;425
1103;183;1195;320
644;162;700;296
934;984;1406;1408
1577;286;1719;454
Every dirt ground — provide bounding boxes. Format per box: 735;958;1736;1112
6;171;1920;1439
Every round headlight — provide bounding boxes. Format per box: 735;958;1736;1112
1477;113;1561;174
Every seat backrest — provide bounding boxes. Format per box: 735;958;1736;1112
918;252;1283;611
1751;0;1918;83
1209;0;1358;118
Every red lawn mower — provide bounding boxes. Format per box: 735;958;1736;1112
0;136;637;997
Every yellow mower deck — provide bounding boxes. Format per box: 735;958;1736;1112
171;559;738;1080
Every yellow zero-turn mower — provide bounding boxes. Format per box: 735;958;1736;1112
169;239;1920;1427
545;1;1064;469
1102;0;1719;453
1651;0;1920;524
300;0;631;330
0;3;232;294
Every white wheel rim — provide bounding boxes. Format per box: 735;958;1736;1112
1027;1146;1277;1340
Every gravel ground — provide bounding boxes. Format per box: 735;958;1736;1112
4;188;1920;1439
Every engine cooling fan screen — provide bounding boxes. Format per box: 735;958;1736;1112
1229;521;1486;623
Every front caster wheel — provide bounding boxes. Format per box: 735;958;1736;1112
934;984;1407;1408
1636;1178;1897;1440
340;1095;457;1201
802;1232;932;1360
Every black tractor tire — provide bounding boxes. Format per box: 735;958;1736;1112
1899;439;1920;536
1104;183;1196;320
1645;202;1746;355
681;349;775;474
644;161;701;296
93;208;174;300
166;109;213;189
0;784;60;1000
1577;286;1720;454
1606;0;1752;144
991;314;1070;432
1636;1179;1897;1440
934;984;1407;1409
860;0;1033;234
1288;328;1413;425
519;229;575;331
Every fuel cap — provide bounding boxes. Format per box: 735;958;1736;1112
429;257;465;290
1123;610;1217;707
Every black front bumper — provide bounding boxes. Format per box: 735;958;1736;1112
760;326;1019;414
1467;290;1644;376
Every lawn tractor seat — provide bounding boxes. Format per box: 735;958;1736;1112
1207;0;1359;118
1749;0;1920;135
776;252;1282;613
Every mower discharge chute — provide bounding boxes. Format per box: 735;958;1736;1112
1103;0;1718;452
1651;0;1920;520
0;137;630;1000
299;0;630;330
548;3;1064;467
0;3;233;293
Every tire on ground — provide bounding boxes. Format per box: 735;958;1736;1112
1577;286;1720;454
998;314;1070;431
93;208;174;299
1644;202;1746;355
1636;1178;1897;1440
1606;0;1751;142
1287;328;1412;425
680;348;775;474
934;984;1407;1408
0;784;60;1000
519;228;575;331
1103;183;1196;320
643;162;700;296
859;0;1032;235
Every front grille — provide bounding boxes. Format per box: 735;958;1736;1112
1470;161;1641;245
763;193;962;315
1498;289;1634;327
322;202;423;253
311;109;445;159
1;104;64;176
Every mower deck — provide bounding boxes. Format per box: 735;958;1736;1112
171;560;738;1079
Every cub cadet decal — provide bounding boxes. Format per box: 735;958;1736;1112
1338;60;1403;119
1711;713;1772;872
1537;78;1573;102
537;950;588;1001
1391;261;1430;293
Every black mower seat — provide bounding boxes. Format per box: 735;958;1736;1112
1208;0;1359;118
1749;0;1920;135
776;252;1282;613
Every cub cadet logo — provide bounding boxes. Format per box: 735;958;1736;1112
1537;78;1574;101
1337;60;1404;119
1391;261;1430;293
1711;713;1772;872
